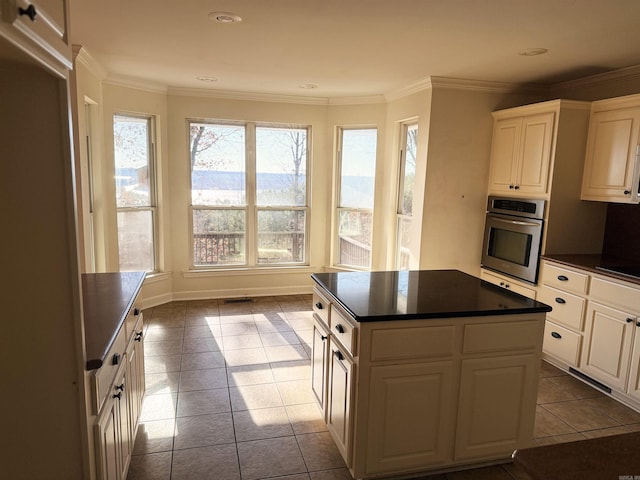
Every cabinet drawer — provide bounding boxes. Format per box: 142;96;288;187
463;320;541;354
541;263;589;294
313;287;331;328
330;305;357;357
538;286;586;331
370;325;456;362
591;277;640;314
124;304;143;340
480;269;536;299
92;326;127;414
543;321;582;366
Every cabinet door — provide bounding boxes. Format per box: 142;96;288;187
454;354;538;461
95;396;119;480
581;107;640;203
581;301;635;390
626;331;640;401
311;320;329;416
516;112;554;194
326;339;354;467
488;117;521;193
364;361;455;476
126;327;145;443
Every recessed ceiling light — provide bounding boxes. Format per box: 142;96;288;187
519;48;548;56
299;84;318;89
196;75;218;82
209;11;242;24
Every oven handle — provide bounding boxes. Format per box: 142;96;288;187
490;217;542;228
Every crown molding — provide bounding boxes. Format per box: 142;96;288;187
72;45;108;80
328;95;386;105
167;86;330;105
384;76;549;101
103;76;168;95
552;64;640;93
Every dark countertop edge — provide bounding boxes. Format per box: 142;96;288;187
541;254;640;286
312;272;551;323
84;272;145;370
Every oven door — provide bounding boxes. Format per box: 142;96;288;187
481;212;543;284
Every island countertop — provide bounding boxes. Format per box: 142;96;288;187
311;269;551;322
82;271;145;370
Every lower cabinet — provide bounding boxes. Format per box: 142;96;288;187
311;295;545;479
93;311;145;480
326;338;354;467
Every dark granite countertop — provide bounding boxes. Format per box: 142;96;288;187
542;254;640;286
513;431;640;480
82;271;145;370
311;269;551;322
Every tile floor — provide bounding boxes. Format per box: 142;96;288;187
127;296;640;480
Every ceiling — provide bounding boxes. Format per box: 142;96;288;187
69;0;640;99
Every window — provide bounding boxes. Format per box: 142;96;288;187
113;114;157;272
190;121;309;267
395;123;418;270
335;128;377;269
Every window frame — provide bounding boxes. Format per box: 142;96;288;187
188;119;311;269
113;113;159;273
395;121;418;270
333;126;378;270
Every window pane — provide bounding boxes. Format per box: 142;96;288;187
117;210;154;272
190;123;246;206
193;209;245;265
400;124;417;215
396;217;411;270
256;127;307;206
114;116;151;207
340;129;377;209
257;209;305;264
338;210;372;268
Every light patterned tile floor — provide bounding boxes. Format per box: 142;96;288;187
128;296;640;480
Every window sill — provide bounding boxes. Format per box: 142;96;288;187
143;271;171;283
182;265;317;278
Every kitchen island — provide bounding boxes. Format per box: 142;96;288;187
310;269;552;479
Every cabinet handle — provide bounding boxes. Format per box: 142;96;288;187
112;353;121;365
115;383;125;392
335;324;345;333
334;350;344;361
113;392;122;400
514;185;520;190
315;302;323;310
551;331;562;339
499;281;510;288
320;335;327;341
624;190;631;195
135;331;143;342
627;318;634;323
509;185;514;189
557;275;569;281
636;320;640;327
134;307;140;316
555;297;566;304
18;4;37;21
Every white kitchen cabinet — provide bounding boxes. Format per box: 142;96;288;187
581;94;640;204
581;301;635;391
311;316;330;416
480;268;537;299
0;0;71;75
126;312;145;443
455;354;538;461
488;110;554;196
326;337;355;467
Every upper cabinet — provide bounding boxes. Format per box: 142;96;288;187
488;110;555;196
581;94;640;204
0;0;71;75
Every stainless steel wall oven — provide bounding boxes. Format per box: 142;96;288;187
481;196;546;284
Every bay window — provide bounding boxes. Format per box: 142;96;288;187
395;122;417;270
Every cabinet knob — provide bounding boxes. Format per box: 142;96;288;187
509;185;514;189
320;335;327;341
551;331;562;339
115;383;125;392
636;320;640;327
334;350;344;361
627;318;634;323
335;324;345;334
557;275;569;281
514;185;520;190
624;190;631;195
18;4;37;21
134;307;140;316
315;302;323;310
113;392;122;400
112;353;121;365
555;297;566;304
135;331;143;342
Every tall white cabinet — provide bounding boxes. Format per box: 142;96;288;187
1;1;87;478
